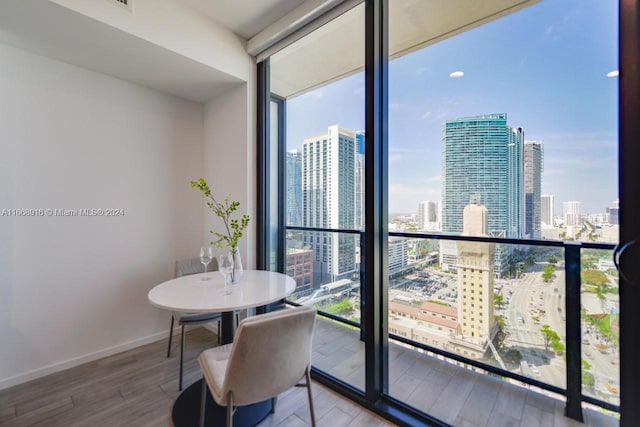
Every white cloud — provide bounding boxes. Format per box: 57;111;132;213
607;70;619;78
421;111;432;119
449;71;464;78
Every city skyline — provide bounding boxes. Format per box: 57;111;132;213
285;0;618;215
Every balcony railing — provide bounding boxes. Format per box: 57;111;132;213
284;225;619;421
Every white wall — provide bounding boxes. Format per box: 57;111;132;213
50;0;252;83
0;43;207;389
203;79;256;269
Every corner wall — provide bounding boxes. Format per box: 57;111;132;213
203;77;257;269
0;43;206;389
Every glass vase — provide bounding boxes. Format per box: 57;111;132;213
230;248;243;283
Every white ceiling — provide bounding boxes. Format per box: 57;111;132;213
179;0;309;39
0;0;540;103
0;0;326;103
271;0;539;99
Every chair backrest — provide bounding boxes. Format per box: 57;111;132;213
175;257;218;278
222;306;317;406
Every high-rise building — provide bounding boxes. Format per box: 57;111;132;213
441;113;524;273
563;201;581;227
302;125;356;284
541;194;555;226
524;141;543;239
456;198;495;341
388;238;410;276
286;149;303;226
354;131;365;230
442;114;524;237
607;199;620;225
418;200;440;231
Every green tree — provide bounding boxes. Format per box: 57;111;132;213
551;340;566;355
494;294;505;307
547;256;559;264
541;324;555;350
541;324;563;354
542;264;555;282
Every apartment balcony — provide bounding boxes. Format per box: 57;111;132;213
313;316;618;427
287;228;621;425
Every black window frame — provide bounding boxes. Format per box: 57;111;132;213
256;1;640;425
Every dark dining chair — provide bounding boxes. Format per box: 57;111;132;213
168;257;223;391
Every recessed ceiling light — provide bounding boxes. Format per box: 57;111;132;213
607;70;619;78
449;71;464;78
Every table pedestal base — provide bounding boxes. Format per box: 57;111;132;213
172;379;273;427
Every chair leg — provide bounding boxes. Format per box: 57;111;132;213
179;325;185;391
227;392;234;427
305;367;316;427
217;320;221;345
199;377;207;427
270;396;277;414
167;316;175;358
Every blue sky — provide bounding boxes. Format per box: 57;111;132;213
285;0;618;214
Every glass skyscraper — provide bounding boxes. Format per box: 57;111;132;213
354;131;365;230
442;113;524;238
286;149;303;226
524;141;543;239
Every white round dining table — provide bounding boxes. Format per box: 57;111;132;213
148;269;295;314
148;269;296;427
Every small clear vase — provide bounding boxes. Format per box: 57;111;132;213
231;248;243;283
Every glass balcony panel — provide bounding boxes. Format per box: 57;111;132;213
286;229;364;391
580;248;619;406
388;0;618;416
388;238;570;408
273;1;365;393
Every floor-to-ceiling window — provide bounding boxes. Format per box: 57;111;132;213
266;2;367;392
257;1;637;425
386;0;620;418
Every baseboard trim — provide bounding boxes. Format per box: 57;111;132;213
0;330;171;391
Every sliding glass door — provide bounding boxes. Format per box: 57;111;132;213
268;2;367;392
257;0;637;424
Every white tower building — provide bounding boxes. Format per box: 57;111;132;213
302;125;356;282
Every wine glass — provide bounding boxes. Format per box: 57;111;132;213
218;253;234;295
200;246;213;281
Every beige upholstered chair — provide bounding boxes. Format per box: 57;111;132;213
198;306;317;427
168;257;222;391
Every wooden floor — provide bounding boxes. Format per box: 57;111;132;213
0;317;619;427
313;319;619;427
0;325;391;427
